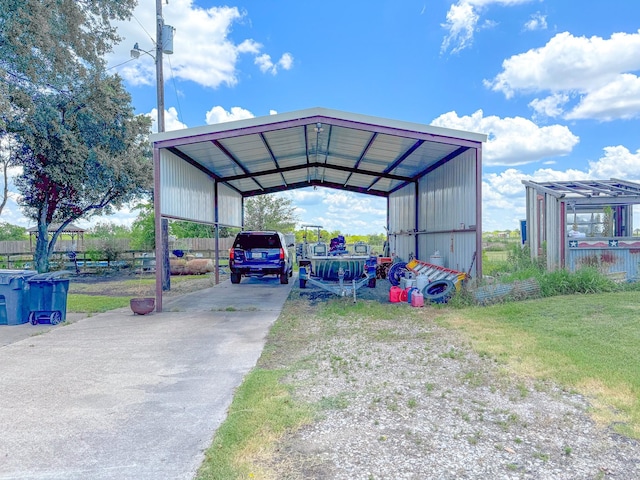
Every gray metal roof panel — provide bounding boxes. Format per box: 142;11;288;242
155;107;486;197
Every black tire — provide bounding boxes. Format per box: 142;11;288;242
230;272;241;284
422;279;455;303
280;272;289;284
387;262;408;286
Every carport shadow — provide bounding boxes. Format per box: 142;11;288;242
163;275;296;312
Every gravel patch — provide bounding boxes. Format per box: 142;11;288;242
264;280;640;479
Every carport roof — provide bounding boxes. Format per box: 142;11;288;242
150;107;486;198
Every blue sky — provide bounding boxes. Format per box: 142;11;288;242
4;0;640;235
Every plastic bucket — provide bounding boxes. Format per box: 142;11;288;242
389;286;402;303
411;292;424;307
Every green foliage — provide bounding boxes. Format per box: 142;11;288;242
243;194;298;232
0;222;26;240
86;222;131;239
130;202;155;251
0;0;137;90
169;221;233;239
13;74;152;272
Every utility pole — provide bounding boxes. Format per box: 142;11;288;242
155;0;165;132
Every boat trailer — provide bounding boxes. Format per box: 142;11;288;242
299;256;377;301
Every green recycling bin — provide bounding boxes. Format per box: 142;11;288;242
27;272;70;325
0;270;38;325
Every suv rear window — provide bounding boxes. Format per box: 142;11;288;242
233;233;281;250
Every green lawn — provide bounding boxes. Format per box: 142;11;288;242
438;291;640;437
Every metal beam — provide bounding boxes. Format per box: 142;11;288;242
212;139;264;191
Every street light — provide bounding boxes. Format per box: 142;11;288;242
130;0;175;133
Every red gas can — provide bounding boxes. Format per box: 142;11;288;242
389;286;402;303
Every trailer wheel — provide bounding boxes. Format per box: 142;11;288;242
423;279;455;303
387;262;408;286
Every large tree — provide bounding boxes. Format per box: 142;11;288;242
0;0;138;221
14;74;152;272
0;0;137;90
244;194;298;232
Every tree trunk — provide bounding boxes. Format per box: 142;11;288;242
34;221;50;273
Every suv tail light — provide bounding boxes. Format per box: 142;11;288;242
279;248;285;260
229;248;235;261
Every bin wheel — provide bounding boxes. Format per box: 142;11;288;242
368;278;376;288
50;311;62;325
300;278;307;289
29;312;37;325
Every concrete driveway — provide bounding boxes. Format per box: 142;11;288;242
0;276;294;480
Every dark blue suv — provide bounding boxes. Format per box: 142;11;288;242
229;231;294;284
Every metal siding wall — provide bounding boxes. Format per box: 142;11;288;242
160;150;215;223
546;194;561;269
217;184;242;227
388;184;416;260
417;150;477;275
567;247;640;280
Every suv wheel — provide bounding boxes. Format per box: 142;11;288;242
279;272;289;284
230;272;242;284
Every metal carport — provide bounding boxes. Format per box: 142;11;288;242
149;107;487;311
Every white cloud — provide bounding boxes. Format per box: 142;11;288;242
254;52;294;75
524;12;547;31
285;188;386;234
481;147;640;230
486;30;640;120
431;109;579;166
110;1;293;89
148;107;188;132
529;93;570;118
565;73;640;121
205;106;255;124
441;0;532;54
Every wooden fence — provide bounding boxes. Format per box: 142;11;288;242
0;237;235;270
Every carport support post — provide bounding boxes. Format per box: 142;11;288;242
162;218;170;291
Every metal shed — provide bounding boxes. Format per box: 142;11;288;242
150;107;486;311
523;178;640;281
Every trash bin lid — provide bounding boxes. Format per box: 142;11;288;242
26;271;72;283
0;269;37;285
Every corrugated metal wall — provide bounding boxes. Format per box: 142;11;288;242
567;246;640;280
388;149;479;275
417;150;477;273
388;184;416;259
160;150;215;223
216;183;242;227
543;194;561;269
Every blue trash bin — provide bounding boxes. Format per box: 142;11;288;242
0;270;38;325
27;272;70;325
